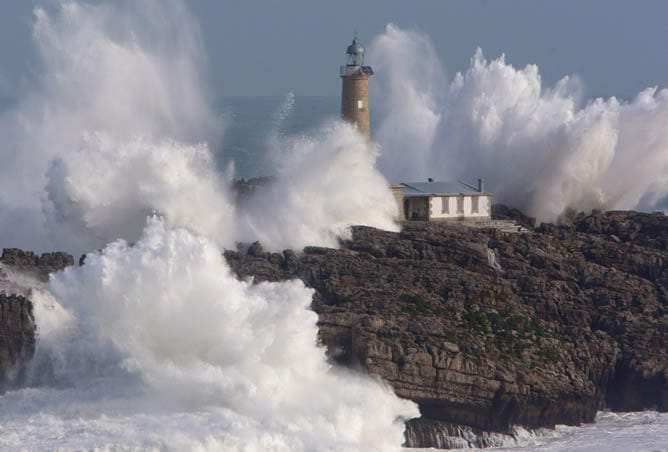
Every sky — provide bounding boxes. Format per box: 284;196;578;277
1;0;668;100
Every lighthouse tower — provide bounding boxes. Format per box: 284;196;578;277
340;36;374;141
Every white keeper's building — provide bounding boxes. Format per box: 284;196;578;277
392;179;492;222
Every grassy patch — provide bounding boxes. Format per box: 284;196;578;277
398;292;431;316
460;307;559;358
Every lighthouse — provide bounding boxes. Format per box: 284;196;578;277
340;36;374;141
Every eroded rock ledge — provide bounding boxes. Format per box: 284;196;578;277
225;210;668;448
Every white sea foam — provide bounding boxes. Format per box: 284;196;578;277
238;120;399;250
493;411;668;451
0;218;418;450
45;132;238;249
371;24;668;223
0;0;221;253
403;411;668;451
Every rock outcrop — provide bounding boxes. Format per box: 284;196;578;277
0;248;74;391
225;211;668;448
1;248;74;280
0;293;36;390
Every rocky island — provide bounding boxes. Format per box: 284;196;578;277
0;210;666;448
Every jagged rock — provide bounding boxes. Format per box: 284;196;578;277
0;248;75;392
0;293;35;391
492;204;536;230
1;248;74;281
225;211;668;448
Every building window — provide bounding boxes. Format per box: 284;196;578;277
457;196;464;214
472;196;479;214
441;197;449;214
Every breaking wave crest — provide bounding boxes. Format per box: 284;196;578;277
0;219;416;451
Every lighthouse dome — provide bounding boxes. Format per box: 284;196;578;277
346;37;365;66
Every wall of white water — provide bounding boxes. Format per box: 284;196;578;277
0;218;416;451
371;24;668;224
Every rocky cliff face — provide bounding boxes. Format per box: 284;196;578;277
225;211;668;448
0;248;74;391
0;293;36;390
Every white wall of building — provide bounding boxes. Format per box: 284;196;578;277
428;194;491;220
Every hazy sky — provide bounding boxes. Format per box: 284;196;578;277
1;0;667;100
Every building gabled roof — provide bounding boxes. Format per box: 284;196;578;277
401;181;482;197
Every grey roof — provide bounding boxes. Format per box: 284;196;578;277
402;181;482;197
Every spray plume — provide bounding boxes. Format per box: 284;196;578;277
0;0;225;252
240;121;399;250
0;1;397;255
371;24;668;223
0;1;414;450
